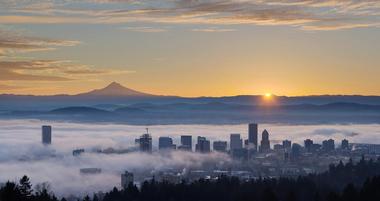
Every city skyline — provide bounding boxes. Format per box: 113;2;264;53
1;119;380;197
1;1;380;96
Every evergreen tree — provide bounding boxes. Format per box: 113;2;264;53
19;175;32;200
341;184;357;201
0;181;22;201
82;195;91;201
286;191;298;201
92;194;99;201
262;187;278;201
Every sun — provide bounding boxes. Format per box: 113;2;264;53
264;93;272;98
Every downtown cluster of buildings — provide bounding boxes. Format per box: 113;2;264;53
40;123;380;160
132;124;354;161
134;124;268;156
39;124;380;188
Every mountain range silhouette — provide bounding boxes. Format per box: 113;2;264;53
77;82;154;97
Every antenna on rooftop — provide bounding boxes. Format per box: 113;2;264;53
146;127;149;134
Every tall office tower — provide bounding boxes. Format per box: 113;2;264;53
248;123;258;150
180;135;192;151
230;134;243;151
304;139;314;152
159;137;175;150
213;141;227;152
322;139;335;152
139;133;152;153
291;143;302;159
260;129;271;152
282;140;292;151
121;171;134;189
341;139;350;150
195;136;210;153
42;125;52;145
244;139;249;148
273;144;284;151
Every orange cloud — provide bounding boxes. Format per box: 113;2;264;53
0;0;379;30
0;29;80;56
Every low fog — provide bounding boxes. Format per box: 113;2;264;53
0;119;380;197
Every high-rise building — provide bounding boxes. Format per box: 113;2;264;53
322;139;335;152
304;139;313;152
282;140;292;151
273;144;284;151
180;135;192;151
230;134;243;151
213;141;227;152
121;171;134;189
42;125;52;145
244;139;249;148
260;129;270;152
341;139;349;150
159;137;175;150
134;138;140;146
231;148;248;160
291;143;302;159
311;143;322;152
195;136;210;153
139;133;152;153
248;123;258;150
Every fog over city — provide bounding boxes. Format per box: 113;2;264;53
0;119;380;197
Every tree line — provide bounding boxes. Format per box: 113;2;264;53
1;157;380;201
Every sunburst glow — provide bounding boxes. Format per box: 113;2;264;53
265;93;272;98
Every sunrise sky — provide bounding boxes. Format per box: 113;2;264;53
1;0;380;97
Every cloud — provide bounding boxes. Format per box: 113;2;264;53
122;26;168;32
311;128;360;137
0;60;71;81
0;0;379;30
0;60;133;82
62;69;109;75
0;120;379;197
302;22;380;31
0;29;80;57
0;83;27;90
192;27;236;32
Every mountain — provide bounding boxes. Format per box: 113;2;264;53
77;82;155;97
3;102;379;125
50;107;112;115
1;82;380;112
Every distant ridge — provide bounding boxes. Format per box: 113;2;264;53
1;82;380;111
77;82;155;97
50;106;111;115
11;101;378;125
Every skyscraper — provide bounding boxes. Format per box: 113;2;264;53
195;136;210;153
341;139;350;150
282;140;292;151
42;125;52;145
291;143;302;159
230;134;243;151
159;137;175;150
260;129;270;152
213;141;227;152
248;123;258;150
180;135;192;151
139;133;152;153
304;139;313;152
121;171;134;189
322;139;335;152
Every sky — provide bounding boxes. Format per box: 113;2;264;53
0;0;380;97
1;119;380;196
